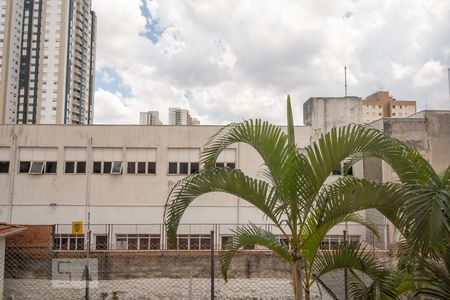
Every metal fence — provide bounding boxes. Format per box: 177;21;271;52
3;224;389;299
53;223;389;252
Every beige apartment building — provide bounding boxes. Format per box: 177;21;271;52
0;0;96;125
362;91;416;123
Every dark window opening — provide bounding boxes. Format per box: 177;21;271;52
95;235;108;250
65;161;75;173
137;162;146;174
332;164;342;175
190;162;199;174
19;161;31;173
103;161;112;173
76;161;86;173
346;166;353;176
45;161;57;174
168;162;177;174
127;162;136;174
227;163;235;169
0;161;9;173
148;162;156;174
215;162;224;168
179;162;189;174
178;235;189;250
93;161;101;173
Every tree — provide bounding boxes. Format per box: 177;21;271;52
164;96;420;299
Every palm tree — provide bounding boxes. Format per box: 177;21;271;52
163;96;430;299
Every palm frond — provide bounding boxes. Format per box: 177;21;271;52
220;224;291;281
200;118;305;232
164;168;284;246
301;213;379;266
313;243;384;279
415;249;450;300
394;184;450;257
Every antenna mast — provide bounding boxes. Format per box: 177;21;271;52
344;66;348;97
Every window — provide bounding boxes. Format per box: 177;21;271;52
93;161;101;173
168;162;178;174
19;161;30;173
103;162;112;173
45;161;57;174
179;162;189;174
77;161;86;173
29;161;45;174
93;148;123;175
147;162;156;174
215;162;235;169
332;164;341;175
167;234;211;250
168;162;199;175
127;162;136;174
111;162;122;174
116;234;160;250
0;161;9;173
168;148;200;175
215;148;236;169
95;235;108;250
54;234;85;251
92;161;123;174
127;161;156;175
319;235;360;250
65;161;86;174
20;161;57;174
19;147;57;175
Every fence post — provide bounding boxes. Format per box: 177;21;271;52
343;229;348;300
210;230;215;300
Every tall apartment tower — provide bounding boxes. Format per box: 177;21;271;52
0;0;96;125
168;108;200;125
140;111;162;125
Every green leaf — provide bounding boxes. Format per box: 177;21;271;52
220;224;291;281
164;168;284;247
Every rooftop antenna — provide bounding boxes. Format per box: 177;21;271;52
448;68;450;105
344;66;348;97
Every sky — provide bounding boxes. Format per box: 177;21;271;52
91;0;450;125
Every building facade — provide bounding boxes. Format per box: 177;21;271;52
0;0;96;125
139;111;162;125
168;108;200;125
362;91;416;123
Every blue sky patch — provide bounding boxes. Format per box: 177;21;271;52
140;0;165;44
96;67;132;97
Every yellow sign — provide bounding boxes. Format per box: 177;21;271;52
71;221;83;235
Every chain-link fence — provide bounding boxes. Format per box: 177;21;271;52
3;224;389;299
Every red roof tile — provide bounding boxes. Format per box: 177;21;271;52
0;224;27;237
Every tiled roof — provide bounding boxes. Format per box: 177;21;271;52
0;224;27;237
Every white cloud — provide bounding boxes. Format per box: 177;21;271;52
92;0;450;125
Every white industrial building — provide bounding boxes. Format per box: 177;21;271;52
0;97;448;251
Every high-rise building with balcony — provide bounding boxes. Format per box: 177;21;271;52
0;0;96;125
168;108;200;125
140;111;162;125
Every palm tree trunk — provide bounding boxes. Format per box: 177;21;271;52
292;257;303;300
304;288;310;300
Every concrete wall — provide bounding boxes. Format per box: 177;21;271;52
366;111;450;245
303;97;362;139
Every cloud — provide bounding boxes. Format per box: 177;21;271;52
92;0;450;125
